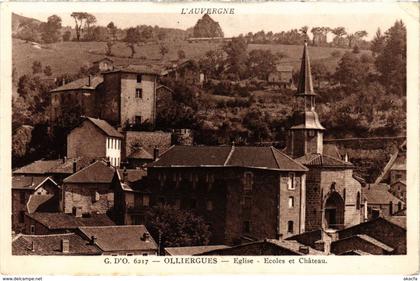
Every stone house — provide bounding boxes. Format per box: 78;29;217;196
12;176;59;233
77;225;158;255
285;42;362;231
67;117;123;167
100;65;160;128
267;65;294;88
362;184;405;220
145;145;308;245
23;212;115;235
92;57;114;72
50;76;104;125
61;160;116;215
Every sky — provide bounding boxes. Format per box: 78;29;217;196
12;2;409;40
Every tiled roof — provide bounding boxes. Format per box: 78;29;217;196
26;194;56;214
151;146;307;172
117;168;146;183
78;225;157;252
323;144;342;159
50;76;103;92
267;239;324;255
105;64;162;75
128;147;154;160
362;184;404;205
386;216;406;229
339;250;371;255
26;212;115;230
63;161;115;184
295;153;353;167
12;176;56;190
333;234;394;253
13;160;64;175
13;158;93;175
164;245;230;256
85;117;123;138
390;163;405;171
12;233;101;255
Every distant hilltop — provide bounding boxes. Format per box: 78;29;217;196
192;14;224;38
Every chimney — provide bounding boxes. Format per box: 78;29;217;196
298;246;310;255
90;235;97;245
142;232;150;242
153;148;160;161
61;239;70;253
63;156;67;163
72;160;77;173
344;153;349;162
88;75;92;87
122;167;128;182
62;78;66;86
31;240;36;252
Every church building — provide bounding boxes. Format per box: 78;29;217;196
286;41;363;231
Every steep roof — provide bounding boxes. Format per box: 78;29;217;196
150;145;307;172
128;147;154;160
164;245;230;256
12;233;101;255
296;41;315;96
26;212;115;230
63;161;115;184
362;184;404;205
12;176;57;190
323;144;342;159
50;76;103;92
332;234;394;253
48;157;94;174
26;194;57;214
84;117;123;138
375;140;406;184
386;216;406;229
78;225;157;252
295;153;353;168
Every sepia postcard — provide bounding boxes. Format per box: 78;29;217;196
0;1;419;276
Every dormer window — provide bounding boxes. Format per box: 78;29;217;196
137;75;142;83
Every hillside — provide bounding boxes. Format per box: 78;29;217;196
12;38;363;80
11;13;42;36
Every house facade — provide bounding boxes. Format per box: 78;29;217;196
145;145;308;245
67;117;123;167
285;42;362;231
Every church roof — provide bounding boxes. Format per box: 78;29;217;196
296;41;316;96
290;111;325;130
295;153;353;168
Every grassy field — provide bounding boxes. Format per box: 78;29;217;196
12;38;369;80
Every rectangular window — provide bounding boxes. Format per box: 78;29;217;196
30;225;35;234
137;75;142;83
243;221;250;233
244;172;253;192
136;88;143;98
287;172;295;190
20;192;25;204
135;116;142;125
287;221;294;233
19;211;25;223
288;196;294;208
143;195;150;207
206;200;213;211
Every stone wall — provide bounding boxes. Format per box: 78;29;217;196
63;183;114;215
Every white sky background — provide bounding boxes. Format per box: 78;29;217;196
12;2;411;40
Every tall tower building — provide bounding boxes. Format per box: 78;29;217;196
286;42;363;232
286;41;325;158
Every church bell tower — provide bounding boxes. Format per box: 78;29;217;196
286;41;325;158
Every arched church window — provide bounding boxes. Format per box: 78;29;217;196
356;192;360;210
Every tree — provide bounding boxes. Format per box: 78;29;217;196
105;40;114;56
84;14;97;40
40;15;62;43
107;21;117;40
334;52;370;91
62;30;71;41
331;27;347;47
44;65;52;76
70;12;88;41
223;36;248;79
17;21;40;42
375;20;406;97
198;49;225;79
32;61;42;74
311;62;328;87
370;28;386;56
146;206;211;248
159;44;169;59
247;49;276;80
125;27;141;58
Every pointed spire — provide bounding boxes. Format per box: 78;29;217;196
297;40;315;96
